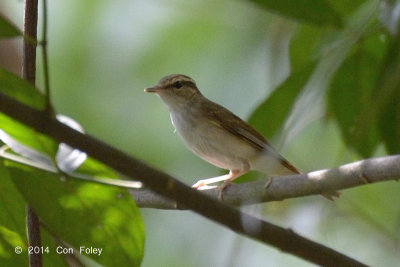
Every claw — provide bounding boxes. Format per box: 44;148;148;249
192;180;205;189
218;180;232;201
321;191;341;201
264;177;273;189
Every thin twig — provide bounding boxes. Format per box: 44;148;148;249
22;0;42;266
0;92;368;266
22;0;38;84
40;0;52;114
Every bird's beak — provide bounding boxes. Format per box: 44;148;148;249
144;85;160;93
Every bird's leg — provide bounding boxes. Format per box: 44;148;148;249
218;169;248;200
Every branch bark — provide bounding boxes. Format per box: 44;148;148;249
22;0;42;266
130;155;400;208
0;92;368;267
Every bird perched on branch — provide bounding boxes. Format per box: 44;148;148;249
145;74;337;200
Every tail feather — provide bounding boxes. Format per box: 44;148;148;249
271;157;341;201
279;157;300;174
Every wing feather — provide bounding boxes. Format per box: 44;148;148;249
202;99;300;174
204;101;270;151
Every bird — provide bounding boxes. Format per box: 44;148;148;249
144;74;333;199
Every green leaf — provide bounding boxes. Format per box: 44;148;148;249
249;0;343;27
8;166;144;266
0;15;21;38
40;229;69;267
289;25;323;70
0;115;58;159
0;68;44;108
327;46;382;157
329;30;400;156
376;31;400;153
0;164;67;265
0;163;28;266
76;157;119;178
0;67;57;156
248;63;316;138
328;0;367;18
379;92;400;154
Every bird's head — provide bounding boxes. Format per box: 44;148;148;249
144;74;201;109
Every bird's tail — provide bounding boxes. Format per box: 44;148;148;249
255;153;340;201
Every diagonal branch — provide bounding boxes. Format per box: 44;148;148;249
0;92;368;266
130;155;400;208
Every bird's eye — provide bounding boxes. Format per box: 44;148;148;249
173;81;183;89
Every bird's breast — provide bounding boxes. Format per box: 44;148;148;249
169;110;257;171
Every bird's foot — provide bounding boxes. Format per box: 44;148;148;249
192;173;233;189
192;183;217;190
321;191;341;201
192;180;206;189
192;169;247;200
264;177;273;189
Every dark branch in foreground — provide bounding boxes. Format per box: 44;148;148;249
130;155;400;208
0;92;368;267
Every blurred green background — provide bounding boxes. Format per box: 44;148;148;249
1;0;399;266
